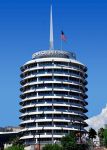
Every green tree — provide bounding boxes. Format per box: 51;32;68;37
98;128;104;146
103;129;107;148
5;137;24;150
88;128;97;140
11;137;20;145
5;144;24;150
61;132;77;150
43;133;88;150
61;132;88;150
43;144;62;150
77;143;89;150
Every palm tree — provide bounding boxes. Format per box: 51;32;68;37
98;128;104;146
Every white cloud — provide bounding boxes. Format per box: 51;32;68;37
86;105;107;131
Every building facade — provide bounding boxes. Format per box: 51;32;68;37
19;49;88;146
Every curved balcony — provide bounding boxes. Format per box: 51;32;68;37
20;95;85;106
20;80;26;86
83;107;88;113
84;100;88;105
21;83;85;93
20;110;86;120
85;87;88;92
22;65;86;77
20;117;87;127
22;87;83;95
21;68;86;80
20;134;65;140
83;80;88;86
20;106;84;115
20;97;86;108
20;95;84;103
84;94;88;99
20;113;87;122
84;66;88;72
21;80;85;90
20;119;71;125
20;105;84;112
21;73;86;84
20;125;87;133
20;124;85;133
20;79;83;88
20;101;84;109
85;73;88;78
20;66;26;72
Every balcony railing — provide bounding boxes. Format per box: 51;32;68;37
23;87;83;94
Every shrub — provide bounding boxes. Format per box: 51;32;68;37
43;144;62;150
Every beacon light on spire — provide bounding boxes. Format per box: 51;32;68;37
50;4;54;50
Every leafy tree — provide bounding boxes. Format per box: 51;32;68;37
77;143;89;150
43;144;62;150
5;144;24;150
98;128;104;146
5;137;24;150
61;132;89;150
11;137;20;145
61;132;77;150
103;129;107;148
88;128;97;140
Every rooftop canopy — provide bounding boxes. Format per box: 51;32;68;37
32;50;76;60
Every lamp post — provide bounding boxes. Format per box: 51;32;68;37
38;128;44;150
38;133;40;150
79;119;82;144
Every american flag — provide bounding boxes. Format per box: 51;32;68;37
61;31;67;41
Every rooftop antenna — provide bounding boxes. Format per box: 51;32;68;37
50;3;54;50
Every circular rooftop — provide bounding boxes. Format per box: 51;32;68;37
32;50;76;60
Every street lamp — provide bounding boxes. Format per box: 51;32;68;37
38;133;40;150
38;127;44;150
79;119;82;144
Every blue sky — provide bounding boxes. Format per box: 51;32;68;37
0;0;107;126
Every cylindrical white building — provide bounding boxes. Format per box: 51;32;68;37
19;49;88;146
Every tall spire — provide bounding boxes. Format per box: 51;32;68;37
50;4;54;50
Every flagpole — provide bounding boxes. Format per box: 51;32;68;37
61;39;62;50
